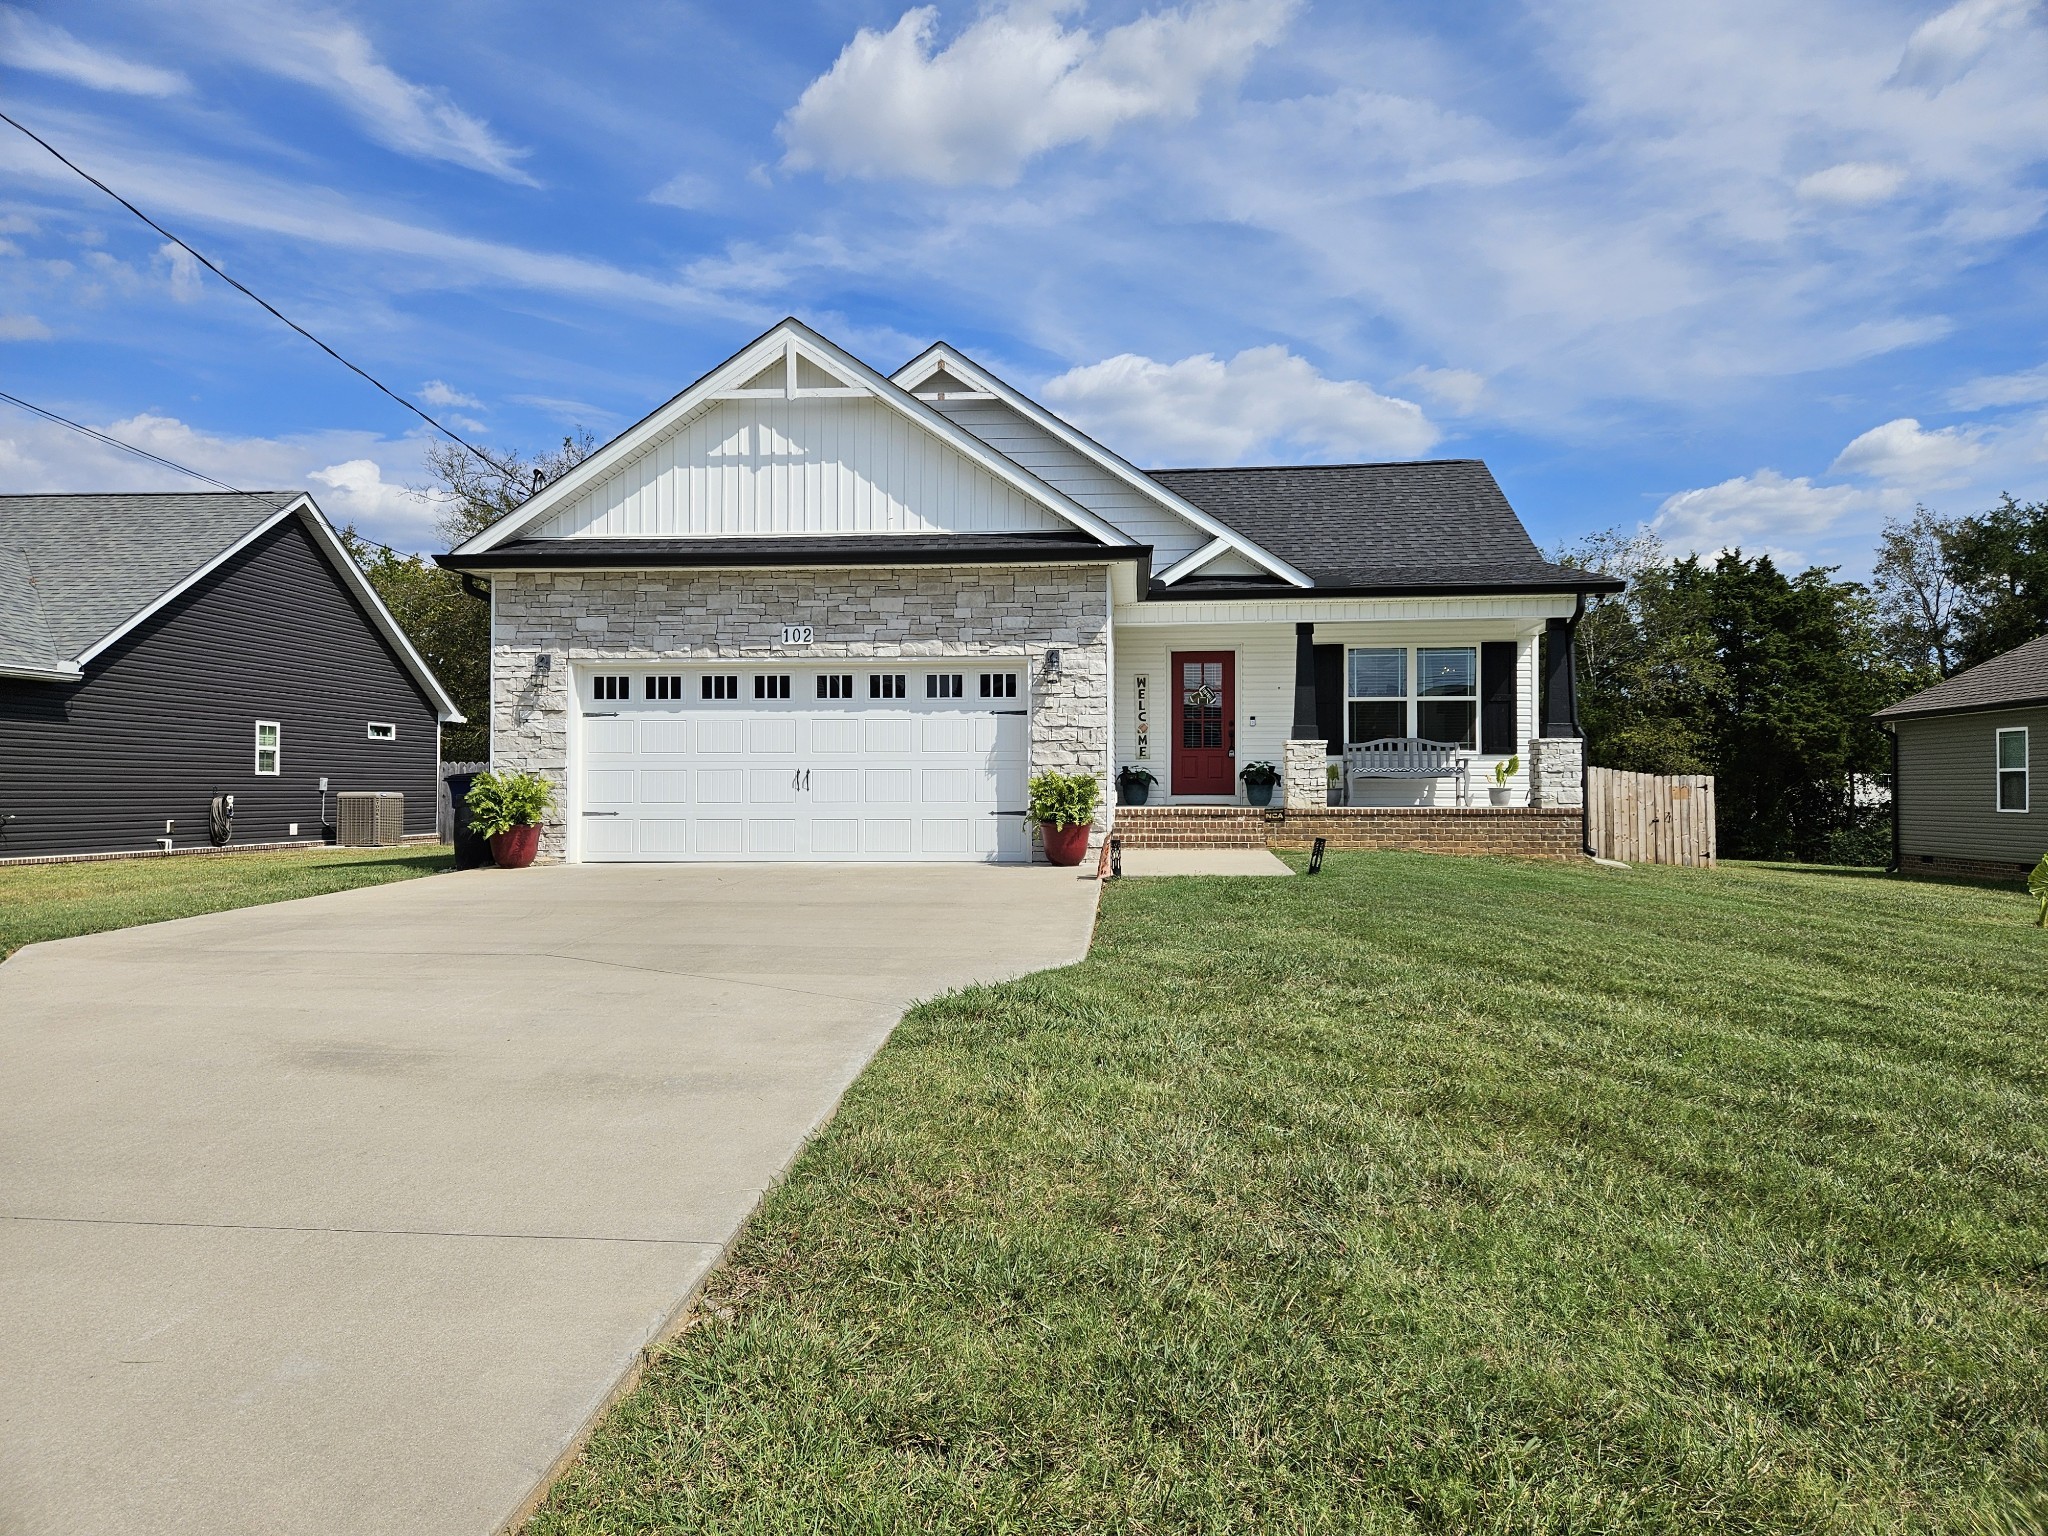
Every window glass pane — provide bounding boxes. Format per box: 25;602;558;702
1417;648;1476;698
1417;699;1477;748
1347;648;1405;698
1999;771;2027;811
1348;700;1405;743
1998;730;2027;770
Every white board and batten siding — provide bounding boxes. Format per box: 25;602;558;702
1114;619;1540;805
926;396;1211;566
534;396;1067;540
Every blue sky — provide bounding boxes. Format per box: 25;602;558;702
3;0;2046;571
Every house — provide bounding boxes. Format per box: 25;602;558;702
439;319;1619;865
1876;633;2048;883
0;491;462;860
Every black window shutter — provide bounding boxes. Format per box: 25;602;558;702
1481;642;1517;756
1313;645;1344;748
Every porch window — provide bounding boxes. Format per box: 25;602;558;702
1416;648;1478;749
1346;648;1405;743
1998;728;2028;812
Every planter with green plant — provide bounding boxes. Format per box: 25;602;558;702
1488;754;1521;807
465;770;557;869
1029;770;1099;865
1116;766;1157;806
1238;760;1280;807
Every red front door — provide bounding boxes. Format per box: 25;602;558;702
1171;651;1235;796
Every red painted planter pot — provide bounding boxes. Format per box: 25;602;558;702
1040;821;1091;866
488;824;542;869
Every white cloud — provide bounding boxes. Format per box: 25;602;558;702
418;380;482;409
1948;364;2048;408
0;313;52;340
779;0;1297;186
1890;0;2037;91
157;242;202;302
0;7;187;96
1796;161;1908;205
1041;345;1437;465
308;458;437;530
202;4;536;185
1650;469;1870;561
1400;365;1487;414
648;171;718;210
1829;416;1987;485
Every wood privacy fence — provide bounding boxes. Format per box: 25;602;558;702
1585;767;1717;867
437;762;488;844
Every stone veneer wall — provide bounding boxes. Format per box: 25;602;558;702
1112;804;1585;859
491;565;1111;862
1528;736;1586;809
1283;739;1328;809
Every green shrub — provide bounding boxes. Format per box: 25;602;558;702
1492;753;1521;787
465;770;556;839
1028;770;1098;829
1238;760;1280;786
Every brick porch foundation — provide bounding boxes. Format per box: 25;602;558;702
1110;805;1585;859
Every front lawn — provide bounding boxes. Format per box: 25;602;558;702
0;844;451;959
531;856;2047;1534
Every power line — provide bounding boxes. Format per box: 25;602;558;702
0;108;520;483
0;388;416;561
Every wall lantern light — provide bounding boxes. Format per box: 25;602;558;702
1043;647;1063;683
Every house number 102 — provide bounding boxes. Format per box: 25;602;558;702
780;624;814;644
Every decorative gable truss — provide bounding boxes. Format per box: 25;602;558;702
454;321;1136;552
893;343;1311;589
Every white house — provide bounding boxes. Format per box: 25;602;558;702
442;320;1617;864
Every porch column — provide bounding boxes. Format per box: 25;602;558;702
1291;622;1320;739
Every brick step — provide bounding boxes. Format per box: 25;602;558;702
1110;804;1584;859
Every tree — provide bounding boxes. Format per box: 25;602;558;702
1943;494;2048;669
340;431;592;761
1872;506;1961;678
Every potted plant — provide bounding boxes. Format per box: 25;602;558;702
1116;766;1158;806
1488;754;1521;807
465;769;556;869
1239;760;1280;807
1029;770;1099;866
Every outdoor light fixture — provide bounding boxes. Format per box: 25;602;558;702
533;652;553;674
1043;647;1063;682
1109;835;1122;879
1308;836;1327;875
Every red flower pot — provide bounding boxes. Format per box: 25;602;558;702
1040;821;1091;866
488;824;542;869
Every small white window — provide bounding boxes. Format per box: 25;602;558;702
367;721;397;742
1997;727;2028;812
255;720;281;776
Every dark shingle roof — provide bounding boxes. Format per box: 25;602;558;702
1875;634;2048;720
1146;460;1620;596
0;491;301;662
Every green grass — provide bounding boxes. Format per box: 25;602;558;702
529;855;2047;1535
0;844;451;958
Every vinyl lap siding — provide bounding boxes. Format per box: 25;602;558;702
1896;706;2048;865
534;397;1064;539
0;517;439;858
928;398;1210;565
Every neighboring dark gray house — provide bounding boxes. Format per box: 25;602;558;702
1;491;461;860
1877;634;2048;883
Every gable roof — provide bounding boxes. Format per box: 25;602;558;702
892;342;1310;587
0;491;463;718
1144;461;1623;597
1876;633;2048;720
451;318;1135;557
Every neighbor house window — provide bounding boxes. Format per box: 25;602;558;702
1346;648;1406;743
366;721;396;742
1415;648;1478;749
254;720;280;775
1998;728;2028;812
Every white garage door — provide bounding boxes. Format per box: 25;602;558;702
575;665;1031;862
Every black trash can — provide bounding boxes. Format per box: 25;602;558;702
445;772;490;869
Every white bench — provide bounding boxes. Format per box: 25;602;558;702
1344;737;1473;806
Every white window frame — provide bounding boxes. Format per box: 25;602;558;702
254;719;281;776
1344;646;1480;750
367;721;397;742
1996;726;2029;813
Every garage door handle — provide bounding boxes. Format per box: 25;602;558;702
792;769;811;792
585;711;618;718
582;811;619;817
993;709;1026;716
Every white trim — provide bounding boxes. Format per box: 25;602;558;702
367;720;397;741
1156;536;1233;587
254;719;281;776
893;343;1313;588
1115;592;1581;626
0;660;83;682
453;320;1136;556
1996;725;2029;813
64;495;465;723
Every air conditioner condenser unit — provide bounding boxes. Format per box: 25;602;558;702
336;791;405;848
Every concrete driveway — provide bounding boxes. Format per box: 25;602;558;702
0;862;1097;1535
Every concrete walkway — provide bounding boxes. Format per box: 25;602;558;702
1118;847;1293;876
0;863;1098;1535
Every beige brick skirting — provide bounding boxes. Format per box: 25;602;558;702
1111;804;1585;859
1898;853;2038;887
